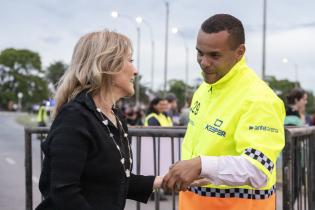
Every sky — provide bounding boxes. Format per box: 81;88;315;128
1;0;315;92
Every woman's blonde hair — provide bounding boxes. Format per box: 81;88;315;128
53;30;132;118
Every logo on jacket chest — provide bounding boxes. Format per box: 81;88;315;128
205;118;226;137
190;100;201;115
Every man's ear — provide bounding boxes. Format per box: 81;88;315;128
236;44;245;60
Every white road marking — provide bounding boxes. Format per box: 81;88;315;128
5;157;16;165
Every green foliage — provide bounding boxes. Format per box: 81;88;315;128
168;79;193;109
265;76;298;97
0;48;49;110
0;48;42;73
46;61;67;88
265;75;314;113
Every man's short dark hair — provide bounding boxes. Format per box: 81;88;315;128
165;93;177;103
201;14;245;50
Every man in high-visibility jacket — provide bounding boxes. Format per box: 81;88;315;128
162;14;285;210
37;104;48;127
36;103;48;140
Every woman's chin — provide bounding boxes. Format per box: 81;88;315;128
127;88;135;97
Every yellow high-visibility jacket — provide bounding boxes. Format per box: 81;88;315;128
37;106;47;124
179;57;285;210
144;113;173;127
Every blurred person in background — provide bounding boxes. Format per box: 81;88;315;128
284;88;309;205
36;101;48;140
165;93;179;125
144;97;172;126
125;106;144;126
179;95;193;126
284;88;308;126
144;96;172;201
37;102;48;127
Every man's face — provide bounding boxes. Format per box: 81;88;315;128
170;100;177;109
196;29;244;84
161;100;170;113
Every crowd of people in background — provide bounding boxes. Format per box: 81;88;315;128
120;93;192;128
34;88;314;129
119;87;315;129
31;87;314;129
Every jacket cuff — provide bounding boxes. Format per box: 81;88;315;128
127;174;155;203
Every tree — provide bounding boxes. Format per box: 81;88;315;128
265;76;298;99
46;61;67;88
0;48;49;110
265;75;314;113
168;79;193;109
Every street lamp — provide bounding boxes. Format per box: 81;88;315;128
111;11;141;105
172;27;189;97
17;92;23;112
111;11;118;18
262;0;267;80
171;27;189;84
135;16;155;91
282;58;299;84
163;1;170;94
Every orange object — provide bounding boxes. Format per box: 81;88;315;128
179;190;276;210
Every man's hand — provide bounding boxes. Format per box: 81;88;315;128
162;157;201;192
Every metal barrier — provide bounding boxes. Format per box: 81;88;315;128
24;126;186;210
25;126;315;210
282;126;315;210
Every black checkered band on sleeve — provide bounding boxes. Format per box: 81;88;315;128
189;185;275;200
244;148;274;173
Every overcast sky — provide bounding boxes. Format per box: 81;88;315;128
1;0;314;92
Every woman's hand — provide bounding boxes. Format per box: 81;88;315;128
153;176;164;189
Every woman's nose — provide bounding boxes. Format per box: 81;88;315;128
133;67;138;76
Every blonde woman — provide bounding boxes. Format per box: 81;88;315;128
35;30;163;210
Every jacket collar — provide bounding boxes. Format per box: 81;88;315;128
74;90;121;129
74;90;96;112
74;90;107;126
203;56;247;90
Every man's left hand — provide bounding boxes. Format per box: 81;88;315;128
162;157;201;191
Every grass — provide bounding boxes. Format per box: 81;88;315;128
15;113;37;127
